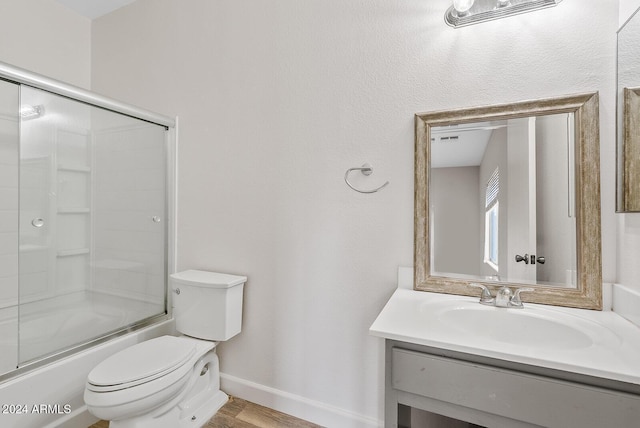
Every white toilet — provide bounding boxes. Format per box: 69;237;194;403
84;270;246;428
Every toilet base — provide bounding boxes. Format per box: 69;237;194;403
108;348;227;428
178;389;228;427
109;390;228;428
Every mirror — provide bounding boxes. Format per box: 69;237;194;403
414;93;602;310
430;113;577;288
617;7;640;212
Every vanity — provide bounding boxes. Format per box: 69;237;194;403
370;289;640;428
373;5;640;421
368;2;640;425
382;88;627;426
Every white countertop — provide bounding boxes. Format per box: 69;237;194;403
370;289;640;385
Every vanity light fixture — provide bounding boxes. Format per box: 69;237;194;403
445;0;563;28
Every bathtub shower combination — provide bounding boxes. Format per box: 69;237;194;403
0;62;174;380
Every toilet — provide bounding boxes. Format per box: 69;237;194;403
84;270;246;428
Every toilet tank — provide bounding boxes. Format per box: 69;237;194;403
170;270;246;341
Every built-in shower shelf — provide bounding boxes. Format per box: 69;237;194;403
57;165;91;173
57;208;91;214
57;248;90;257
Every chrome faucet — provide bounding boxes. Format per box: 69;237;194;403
470;284;533;308
495;285;513;307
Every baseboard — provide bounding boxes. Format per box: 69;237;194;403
220;373;381;428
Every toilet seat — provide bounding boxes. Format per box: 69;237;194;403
84;336;216;421
87;336;198;392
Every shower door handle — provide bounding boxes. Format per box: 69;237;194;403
31;218;45;228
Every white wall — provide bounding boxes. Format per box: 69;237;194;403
0;0;91;89
620;0;640;26
90;0;618;424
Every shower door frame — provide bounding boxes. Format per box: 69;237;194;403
0;61;176;382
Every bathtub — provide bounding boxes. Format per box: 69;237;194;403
0;318;174;428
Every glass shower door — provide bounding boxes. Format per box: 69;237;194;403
18;86;167;365
0;79;19;376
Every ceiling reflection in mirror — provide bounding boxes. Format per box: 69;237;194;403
430;113;577;288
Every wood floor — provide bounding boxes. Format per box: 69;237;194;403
88;396;323;428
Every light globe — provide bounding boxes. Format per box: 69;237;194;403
453;0;475;14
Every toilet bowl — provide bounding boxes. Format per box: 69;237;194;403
84;270;246;428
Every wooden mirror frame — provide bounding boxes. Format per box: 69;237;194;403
621;87;640;211
414;93;602;310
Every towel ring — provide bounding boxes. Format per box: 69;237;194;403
344;163;389;194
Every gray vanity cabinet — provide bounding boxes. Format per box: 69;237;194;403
385;341;640;428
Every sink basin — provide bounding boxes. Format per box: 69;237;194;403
370;289;640;385
420;300;620;351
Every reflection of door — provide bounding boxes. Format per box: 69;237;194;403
506;117;537;283
535;114;576;286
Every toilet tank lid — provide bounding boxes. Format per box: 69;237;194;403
170;270;247;288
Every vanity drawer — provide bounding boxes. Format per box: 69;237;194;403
391;347;640;428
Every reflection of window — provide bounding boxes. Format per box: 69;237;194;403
484;168;499;271
485;203;499;270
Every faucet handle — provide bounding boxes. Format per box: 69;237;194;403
510;287;534;308
469;283;495;305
